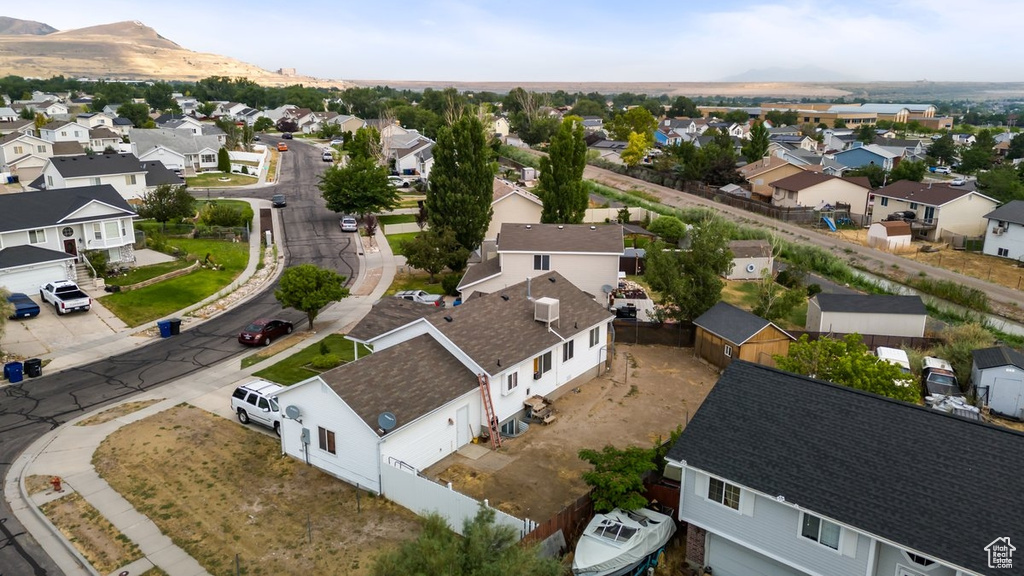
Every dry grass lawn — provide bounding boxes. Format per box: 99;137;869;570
92;404;420;576
76;399;164;426
40;493;143;574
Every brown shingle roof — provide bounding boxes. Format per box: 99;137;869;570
728;239;771;258
492;179;541;204
737;155;801;178
52;142;85;156
498;223;623;254
457;255;502;290
346;297;443;342
872;180;995;207
770;171;871;192
877;221;911;236
89;127;120;139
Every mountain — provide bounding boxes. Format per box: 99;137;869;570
720;66;860;83
0;18;344;88
0;16;57;35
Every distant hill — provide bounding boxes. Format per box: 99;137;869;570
720;66;861;83
0;18;345;88
0;16;57;35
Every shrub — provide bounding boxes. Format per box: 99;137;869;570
147;232;168;252
319;340;330;355
83;250;109;278
441;274;461;296
364;214;378;236
310;353;341;370
200;202;245;227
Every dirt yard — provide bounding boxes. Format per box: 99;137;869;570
425;344;718;523
93;405;421;576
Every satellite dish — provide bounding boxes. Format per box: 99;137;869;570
284;405;301;420
378;412;397;432
602;284;614;294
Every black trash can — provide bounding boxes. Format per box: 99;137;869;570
169;318;182;335
24;358;42;378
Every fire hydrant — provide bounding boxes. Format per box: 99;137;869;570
50;476;63;493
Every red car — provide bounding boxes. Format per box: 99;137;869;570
238;318;293;346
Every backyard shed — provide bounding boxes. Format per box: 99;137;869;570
692;302;794;369
725;239;773;280
806;293;927;338
971;346;1024;419
867;221;912;252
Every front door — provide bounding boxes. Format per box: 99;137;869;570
63;239;78;257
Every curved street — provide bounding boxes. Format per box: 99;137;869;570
0;138;355;576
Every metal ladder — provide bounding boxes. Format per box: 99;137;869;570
478;374;502;449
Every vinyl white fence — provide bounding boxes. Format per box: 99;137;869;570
380;459;537;538
583;207;659;224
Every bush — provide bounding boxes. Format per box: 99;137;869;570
441;274;461;296
319;340;330;355
310;353;341;370
84;250;109;278
147;232;168;252
200;202;245;227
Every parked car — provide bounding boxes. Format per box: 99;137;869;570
253;134;261;141
388;175;409;188
322;150;333;162
230;379;284;435
277;142;288;152
39;280;91;315
282;132;293;140
922;356;960;397
930;166;952;174
272;193;287;208
395;290;445;307
330;138;344;146
876;346;913;388
340;216;358;232
238;318;293;346
950;177;966;186
7;293;40;319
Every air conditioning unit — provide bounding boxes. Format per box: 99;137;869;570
993;227;1004;236
534;297;560;325
533;371;542;380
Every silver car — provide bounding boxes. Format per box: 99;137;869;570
340;216;358;232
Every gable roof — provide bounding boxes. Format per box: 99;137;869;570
51;141;85;157
492;179;542;205
693;302;792;346
665;360;1024;576
984;200;1024;225
0;244;75;269
770;171;871;192
346;297;444;343
872;180;998;207
972;346;1024;371
130;128;222;156
89;127;120;140
0;185;136;233
875;220;912;236
497;223;624;255
457;255;502;290
737;155;803;179
141;161;185;187
47;153;146;179
813;293;926;315
727;239;770;258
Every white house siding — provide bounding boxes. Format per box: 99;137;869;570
774;182;869;210
727;256;772;280
379;390;481;473
874;541;957;576
62;174;147;201
277;380;383;493
42;124;90;144
983;221;1024;260
706;533;808;576
680;467;869;576
7;156;47;183
866;224;911;252
138;147;187;172
935;196;998;237
972;366;1024;419
486;195;542;241
811;310;925;338
468;253;620;302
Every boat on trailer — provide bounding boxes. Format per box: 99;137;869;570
572;507;676;576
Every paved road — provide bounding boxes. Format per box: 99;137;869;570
0;138;354;576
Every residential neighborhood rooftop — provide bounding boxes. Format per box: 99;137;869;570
769;171;871;192
345;297;444;343
727;239;770;258
873;180;996;206
972;346;1024;371
693;302;787;346
984;200;1024;225
46;153;146;178
0;185;135;233
813;293;926;315
497;223;624;254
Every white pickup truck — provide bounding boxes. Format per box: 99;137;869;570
40;280;91;315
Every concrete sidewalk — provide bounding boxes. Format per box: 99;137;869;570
6;220;396;575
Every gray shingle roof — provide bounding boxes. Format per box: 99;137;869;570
0;245;75;269
346;297;444;342
498;223;624;254
0;185;136;233
728;239;770;258
49;154;145;178
984;200;1024;225
457;256;502;290
141;161;185;187
130;128;222;156
813;293;926;315
666;361;1024;576
973;346;1024;370
692;302;789;345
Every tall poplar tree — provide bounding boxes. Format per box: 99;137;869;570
538;115;588;223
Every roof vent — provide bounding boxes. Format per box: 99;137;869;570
443;316;453;322
501;294;509;301
590;226;596;230
525;224;532;229
534;297;560;326
549;276;556;283
558;225;564;229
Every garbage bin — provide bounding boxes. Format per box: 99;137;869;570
169;318;182;335
24;358;42;378
4;362;23;383
157;320;172;338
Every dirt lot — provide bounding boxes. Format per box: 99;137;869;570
425;344;719;523
93;405;421;576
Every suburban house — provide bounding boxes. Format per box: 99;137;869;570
768;171;872;213
76;112;114;129
129;128;223;175
725;239;773;280
13;100;68;117
31;153;182;201
971;346;1024;419
275;272;614;493
0;119;35;137
458;223;624;303
391;135;434;181
39;121;91;145
110;117;134;137
832;143;900;171
0;185;137;293
0;106;17;122
806;293;927;338
738;155;811;199
324;114;366;135
866;220;913;252
0;132;55;184
89;127;122;152
692;303;794;369
483;179;543;255
982;200;1024;261
664;360;1022;576
493;116;511;138
871;181;1000;242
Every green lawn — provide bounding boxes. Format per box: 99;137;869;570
378;214;417;225
186;172;257;187
99;239;249;326
386;232;419;255
385;271;453;296
251;334;372;385
719;281;808;331
106;260;192;287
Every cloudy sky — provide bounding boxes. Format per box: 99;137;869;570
4;0;1020;82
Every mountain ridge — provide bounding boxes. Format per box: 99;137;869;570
0;16;57;35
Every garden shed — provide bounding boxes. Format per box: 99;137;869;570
693;302;794;369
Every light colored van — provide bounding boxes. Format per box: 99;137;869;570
876;347;913;388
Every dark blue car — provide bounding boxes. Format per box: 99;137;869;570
7;293;40;319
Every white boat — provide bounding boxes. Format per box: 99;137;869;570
572;507;676;576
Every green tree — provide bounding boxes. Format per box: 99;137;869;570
889;160;927;183
647;215;687;245
833;118;847;128
538;116;588;223
620;131;651;168
723;109;750;124
274;264;349;331
145;82;175;112
667;96;699;118
318;156;399;218
927;133;957;165
1006;133;1024;160
514;113;559;146
846;163;887;188
774;334;919;403
33;112;47;134
976;164;1024;203
216;147;230;172
752;269;805;323
639;99;665;118
644;217;732;321
318;122;343;139
400;228;468;282
196;101;217;118
371;507;560;576
18;106;35;120
960;129;997;173
569;98;605;119
426;114;496;264
253;116;274;132
0;287;13;348
607;106;657;142
742;120;770;162
578;445;657;512
136;185;195;229
347;126;381;161
855;123;876;143
765;109;799;126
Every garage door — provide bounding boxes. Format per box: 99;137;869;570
706;533;808;576
0;262;70;294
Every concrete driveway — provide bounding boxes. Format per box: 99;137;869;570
2;293;126;360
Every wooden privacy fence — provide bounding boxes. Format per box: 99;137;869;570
521;491;594;547
613;320;696;348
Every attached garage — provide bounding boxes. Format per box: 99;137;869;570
0;245;74;294
706;533;808;576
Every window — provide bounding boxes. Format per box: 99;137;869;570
37;145;46;153
998;248;1009;257
318;426;336;454
28;229;46;244
46;175;54;188
909;202;918;210
708;477;741;510
589;326;601;347
201;154;216;164
504;372;518;394
906;552;934;567
534;351;552;377
533;254;550;270
801;513;841;550
93;223;103;240
125;174;137;185
724;344;733;357
563;340;574;362
880;197;889;206
13;145;23;154
105;221;120;238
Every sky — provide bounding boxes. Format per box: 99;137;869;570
4;0;1022;83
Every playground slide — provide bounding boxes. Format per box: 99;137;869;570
822;216;837;232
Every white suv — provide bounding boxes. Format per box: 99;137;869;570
230;380;284;435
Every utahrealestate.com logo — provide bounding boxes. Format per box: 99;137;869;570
985;537;1015;569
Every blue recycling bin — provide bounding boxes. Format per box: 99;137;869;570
157;320;172;338
5;361;24;383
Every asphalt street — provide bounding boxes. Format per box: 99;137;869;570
0;137;356;576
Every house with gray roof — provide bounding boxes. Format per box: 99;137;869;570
971;346;1024;418
129;127;223;174
693;302;793;369
31;153;181;201
982;200;1024;261
0;185;137;293
276;271;614;493
665;360;1023;576
0;132;55;184
806;293;926;337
